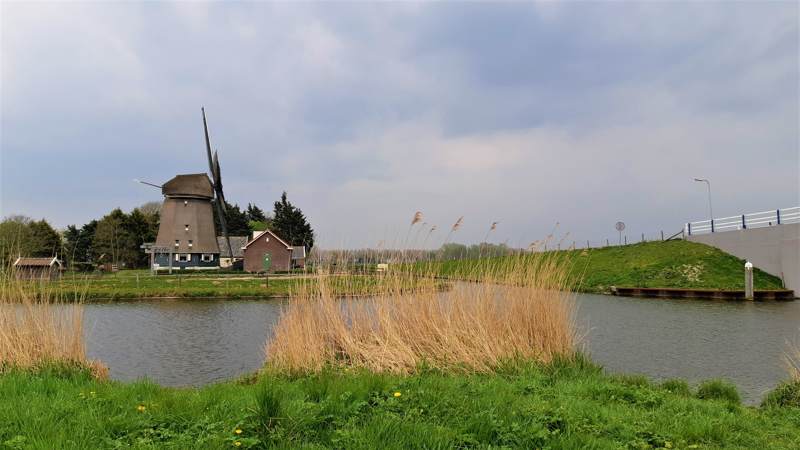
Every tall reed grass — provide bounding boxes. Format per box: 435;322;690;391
266;251;577;373
788;337;800;381
0;270;106;378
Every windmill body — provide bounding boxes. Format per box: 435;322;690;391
140;108;233;271
153;173;221;270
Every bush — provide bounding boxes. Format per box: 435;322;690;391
660;379;691;396
696;379;740;404
761;381;800;408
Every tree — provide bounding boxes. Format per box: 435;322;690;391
137;201;162;217
63;220;97;268
0;216;63;264
246;203;267;222
125;208;158;267
92;209;127;266
213;201;251;236
246;203;271;233
271;192;315;251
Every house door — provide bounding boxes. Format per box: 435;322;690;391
262;252;272;272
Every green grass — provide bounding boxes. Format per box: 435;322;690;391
40;273;424;301
425;241;785;294
2;360;799;449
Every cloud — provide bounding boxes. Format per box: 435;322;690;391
1;2;797;248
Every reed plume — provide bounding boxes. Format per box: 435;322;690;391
266;249;577;374
0;269;106;378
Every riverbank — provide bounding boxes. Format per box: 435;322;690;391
42;273;441;301
2;360;799;449
422;240;786;294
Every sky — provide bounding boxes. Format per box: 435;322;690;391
1;1;798;249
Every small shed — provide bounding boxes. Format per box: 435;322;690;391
243;230;293;273
13;256;63;280
291;246;307;269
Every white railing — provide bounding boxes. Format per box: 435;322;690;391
686;206;799;235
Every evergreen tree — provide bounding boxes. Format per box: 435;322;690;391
245;203;271;232
63;220;97;268
246;203;267;222
125;208;158;266
271;192;315;251
214;201;251;236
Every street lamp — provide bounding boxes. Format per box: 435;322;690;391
693;178;713;222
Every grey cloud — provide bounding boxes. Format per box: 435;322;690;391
1;2;797;248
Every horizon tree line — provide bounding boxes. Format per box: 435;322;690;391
0;192;314;270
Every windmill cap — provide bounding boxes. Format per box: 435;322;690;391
162;173;214;199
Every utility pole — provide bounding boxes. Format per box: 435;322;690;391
694;178;713;222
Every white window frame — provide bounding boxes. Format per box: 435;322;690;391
175;254;190;263
174;240;180;247
201;254;214;262
188;240;193;248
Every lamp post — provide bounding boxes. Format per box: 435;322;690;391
693;178;713;223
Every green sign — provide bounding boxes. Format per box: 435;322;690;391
262;252;272;271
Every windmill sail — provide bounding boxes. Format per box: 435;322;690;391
201;107;234;262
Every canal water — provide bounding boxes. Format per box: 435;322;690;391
83;293;800;404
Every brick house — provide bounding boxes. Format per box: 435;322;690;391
243;230;293;273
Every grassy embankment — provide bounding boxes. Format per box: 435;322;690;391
423;240;785;294
2;360;800;449
39;271;434;301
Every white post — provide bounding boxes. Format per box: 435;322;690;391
744;261;754;300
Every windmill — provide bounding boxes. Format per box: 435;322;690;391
201;107;234;261
137;107;234;271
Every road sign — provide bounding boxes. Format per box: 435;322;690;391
615;222;625;232
262;252;272;272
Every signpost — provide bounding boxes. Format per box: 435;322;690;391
142;244;171;275
615;221;625;245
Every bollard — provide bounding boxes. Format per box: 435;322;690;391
744;261;754;300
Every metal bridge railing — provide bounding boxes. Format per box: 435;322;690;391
686;206;800;236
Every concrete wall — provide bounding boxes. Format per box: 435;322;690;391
687;223;799;291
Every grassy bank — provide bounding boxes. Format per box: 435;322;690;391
422;240;785;294
2;361;799;449
40;273;434;301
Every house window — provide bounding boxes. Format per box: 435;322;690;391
175;254;190;262
188;240;193;248
185;224;190;231
201;254;214;262
174;240;180;247
184;200;188;206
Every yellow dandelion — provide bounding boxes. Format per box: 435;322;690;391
234;441;241;447
136;405;146;412
234;428;242;435
393;392;402;398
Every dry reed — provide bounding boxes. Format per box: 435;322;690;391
787;336;800;381
266;251;577;374
0;270;106;378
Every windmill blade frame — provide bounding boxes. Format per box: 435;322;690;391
201;107;234;262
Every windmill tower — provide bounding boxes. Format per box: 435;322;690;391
153;173;220;269
146;108;234;271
